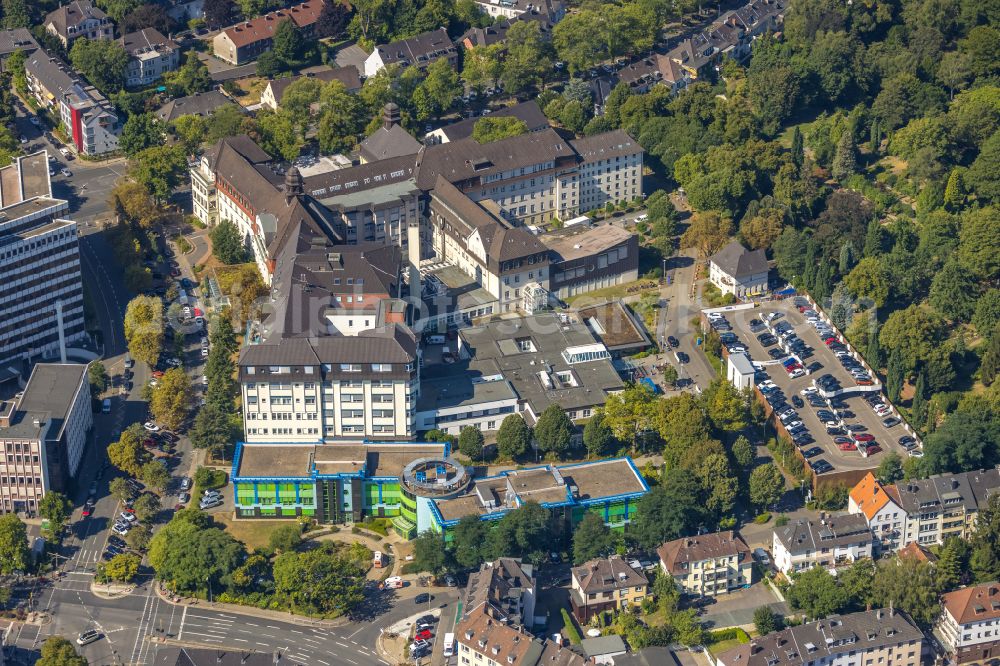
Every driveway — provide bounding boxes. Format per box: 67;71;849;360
698;582;788;629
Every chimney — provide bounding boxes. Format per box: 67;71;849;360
383;102;401;129
284;165;303;203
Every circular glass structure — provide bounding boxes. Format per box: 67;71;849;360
399;457;471;499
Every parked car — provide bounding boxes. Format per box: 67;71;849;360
77;630;100;646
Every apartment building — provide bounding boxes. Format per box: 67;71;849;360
542;224;639;299
213;0;328;65
571;130;644;212
939;582;1000;665
121;28;179;88
657;530;753;597
716;609;925;666
709;241;769;299
848;469;1000;551
239;327;419;442
463;558;536;627
570;555;649;622
364;28;458;77
44;0;113;48
25;51;121;156
455;612;588;666
0;363;92;515
771;515;873;576
617;54;689;95
260;65;362;111
473;0;564;22
0;152;86;367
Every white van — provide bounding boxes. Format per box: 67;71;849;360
443;633;455;657
383;576;403;589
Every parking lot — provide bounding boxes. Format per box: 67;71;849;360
705;299;921;481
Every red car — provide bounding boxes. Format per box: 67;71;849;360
838;442;856;451
824;337;837;345
853;433;875;442
122;506;136;514
865;444;883;455
81;506;92;517
143;438;157;448
152;370;165;378
415;629;433;641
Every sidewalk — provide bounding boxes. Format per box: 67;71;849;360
153;582;351;628
91;581;135;599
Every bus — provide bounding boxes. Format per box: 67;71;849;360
443;633;455;657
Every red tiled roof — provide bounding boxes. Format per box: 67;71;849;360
221;0;327;48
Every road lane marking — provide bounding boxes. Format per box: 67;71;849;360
336;641;351;648
178;606;188;642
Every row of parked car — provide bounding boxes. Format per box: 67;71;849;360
410;614;439;660
757;376;834;474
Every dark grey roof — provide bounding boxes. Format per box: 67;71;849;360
267;65;362;103
374;27;456;67
893;469;1000;516
580;636;627;658
156;91;239;122
0;363;87;441
569;129;640;163
717;609;924;666
359;124;422;162
121;28;176;57
709;240;768;278
463;558;535;624
436;101;548;142
416;128;577;190
0;28;38;57
572;555;647;595
44;0;109;39
613;648;685;666
240;325;416;367
773;514;871;554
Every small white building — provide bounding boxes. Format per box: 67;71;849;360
771;514;873;576
709;241;768;299
727;352;755;390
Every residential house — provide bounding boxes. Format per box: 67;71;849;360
579;636;627;665
848;470;1000;551
156;90;241;123
0;152;86;368
569;555;649;622
771;514;873;575
44;0;113;49
121;28;179;88
617;53;689;95
463;558;536;627
455;612;589;666
0;364;92;515
657;530;753;597
716;609;925;666
708;241;769;299
473;0;564;22
938;582;1000;665
212;0;328;65
259;65;362;110
24;51;121;155
364;28;457;77
0;28;38;67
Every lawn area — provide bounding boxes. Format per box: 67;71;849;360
232;76;268;106
214;513;289;550
707;628;753;657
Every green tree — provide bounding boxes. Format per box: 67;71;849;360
930;258;978;322
273;544;366;614
732;435;755;469
256;109;303;162
629;469;705;549
269;523;303;553
502;21;551;95
886;347;904;403
911;370;927;425
39;492;71;535
149;368;192;431
107;426;148;477
872;557;940;628
936;537;969;592
534;403;573;456
88;361;109;396
272;18;304;62
485;501;552;563
790;126;804;167
36;637;87;666
838;240;855;275
844;257;890;307
572;512;615;564
472;117;529;143
129;144;188;202
141;460;170;493
120;113;165;158
451;515;488;569
209;220;248;265
190;402;237;456
944;167;968;211
879;305;947;373
70;38;129;94
974;290;1000;336
133;493;161;523
413;59;461;122
875;452;904;484
316;81;364;154
697;453;739;517
458;425;485;460
753;606;781;635
604;384;658;450
110;477;137;503
164;52;212;96
704;379;749;432
749;463;784;510
496;414;531;460
786;566;848;620
103;552;141;582
983;331;1000;386
149;512;245;594
462;44;503;92
681;211;735;257
867;320;883;369
0;513;29;574
124;295;163;367
583;410;615;458
2;0;30;28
